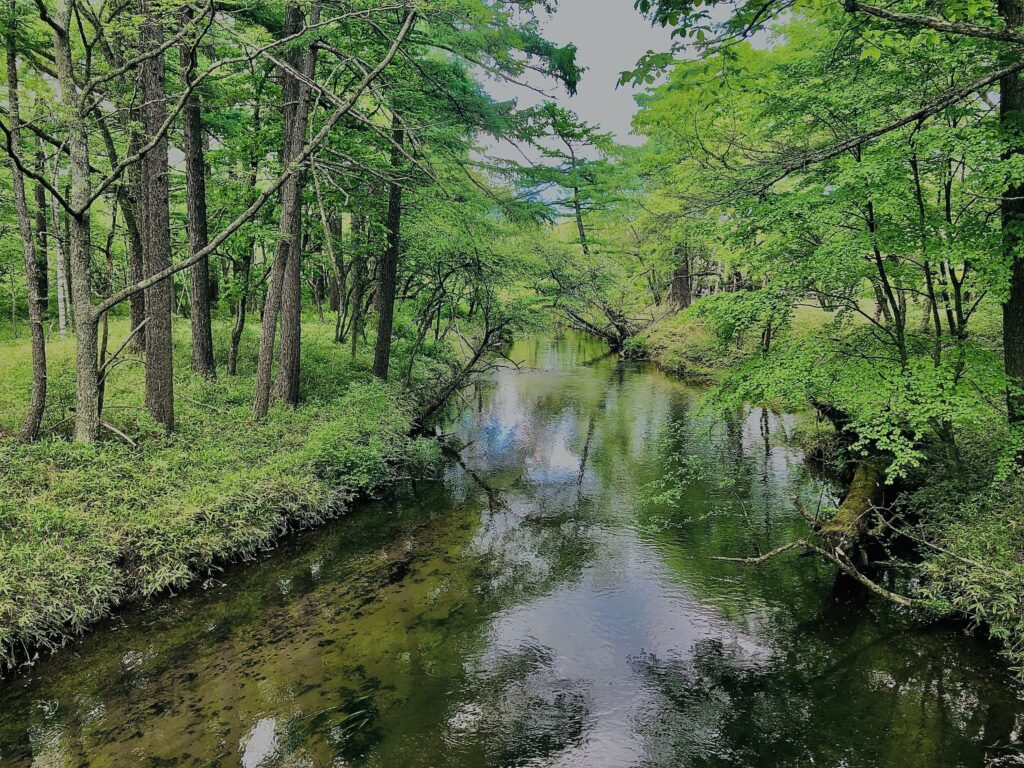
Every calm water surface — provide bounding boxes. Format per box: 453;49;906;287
1;334;1022;767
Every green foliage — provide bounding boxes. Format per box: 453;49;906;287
304;383;417;490
621;334;650;360
0;320;440;668
913;473;1024;669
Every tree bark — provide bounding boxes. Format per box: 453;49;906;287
141;1;175;432
180;10;216;378
228;242;252;376
7;10;47;441
52;0;100;442
126;127;146;350
669;247;692;311
348;213;368;355
50;192;68;338
1001;0;1024;425
573;186;590;256
274;0;320;405
372;119;404;381
253;0;308;417
32;150;49;315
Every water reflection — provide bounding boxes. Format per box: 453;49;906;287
0;333;1021;767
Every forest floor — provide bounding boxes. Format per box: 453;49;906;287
0;315;443;670
636;300;1024;670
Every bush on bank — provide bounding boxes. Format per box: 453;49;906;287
0;318;442;670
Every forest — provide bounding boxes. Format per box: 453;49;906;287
2;0;1024;763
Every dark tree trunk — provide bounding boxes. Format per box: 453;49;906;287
275;210;304;403
573;186;589;256
254;0;308;417
126;128;146;349
32;151;49;315
373;120;404;381
180;10;216;378
999;37;1024;421
1002;0;1024;425
274;0;318;406
141;2;174;432
349;216;366;356
7;13;47;440
228;242;252;376
669;248;692;311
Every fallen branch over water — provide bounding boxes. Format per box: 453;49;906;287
713;538;930;609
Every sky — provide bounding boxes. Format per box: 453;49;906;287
484;0;675;146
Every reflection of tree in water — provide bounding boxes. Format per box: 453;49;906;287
446;643;591;768
465;483;599;609
632;630;1022;768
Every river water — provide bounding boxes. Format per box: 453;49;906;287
1;334;1022;767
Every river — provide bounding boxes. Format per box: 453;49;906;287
1;333;1022;767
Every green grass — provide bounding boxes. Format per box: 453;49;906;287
0;313;442;668
639;303;832;377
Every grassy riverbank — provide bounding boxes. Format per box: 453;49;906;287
0;317;443;669
634;299;1024;670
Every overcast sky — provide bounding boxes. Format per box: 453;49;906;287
484;0;675;146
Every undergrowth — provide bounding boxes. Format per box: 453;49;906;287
0;314;443;670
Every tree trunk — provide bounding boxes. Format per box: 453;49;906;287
254;0;308;418
373;120;404;381
6;12;47;441
228;243;252;376
126;129;146;350
350;257;365;357
275;212;304;403
1002;0;1024;425
669;248;692;311
50;193;68;338
52;0;100;442
33;151;49;315
180;10;216;378
141;2;175;432
274;0;319;405
819;461;886;553
573;186;589;256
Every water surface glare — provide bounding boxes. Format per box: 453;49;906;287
2;334;1023;767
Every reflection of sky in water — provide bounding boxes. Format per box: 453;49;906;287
451;340;774;766
470;531;771;767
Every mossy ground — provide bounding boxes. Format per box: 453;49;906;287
0;313;442;669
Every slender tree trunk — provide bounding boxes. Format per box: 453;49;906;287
275;0;319;405
254;0;307;418
126;129;146;349
7;12;47;440
228;243;252;376
350;258;365;358
573;187;590;256
229;82;264;376
50;194;68;338
33;150;49;315
180;9;216;378
141;1;175;432
53;0;100;442
373;120;404;380
275;210;304;403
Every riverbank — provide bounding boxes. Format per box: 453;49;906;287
0;318;442;671
631;300;1024;671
